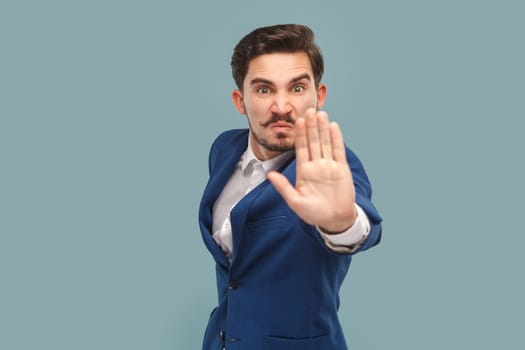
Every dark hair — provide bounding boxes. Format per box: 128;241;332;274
231;24;324;90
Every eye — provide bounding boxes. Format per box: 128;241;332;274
256;86;271;94
292;85;305;93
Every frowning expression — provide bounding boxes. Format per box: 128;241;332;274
232;52;326;160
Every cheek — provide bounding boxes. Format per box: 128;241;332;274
294;95;317;111
246;101;269;118
296;104;314;117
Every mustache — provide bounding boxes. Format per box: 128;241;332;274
260;114;296;127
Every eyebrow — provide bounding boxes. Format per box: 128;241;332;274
249;73;312;87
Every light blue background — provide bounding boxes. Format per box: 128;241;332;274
1;0;523;349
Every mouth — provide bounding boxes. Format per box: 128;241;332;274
261;114;295;128
269;121;294;130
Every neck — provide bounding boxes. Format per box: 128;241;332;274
249;135;286;161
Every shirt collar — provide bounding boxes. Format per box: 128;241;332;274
241;143;294;174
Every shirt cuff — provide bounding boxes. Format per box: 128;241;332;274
317;204;371;253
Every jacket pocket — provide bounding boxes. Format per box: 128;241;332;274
264;333;331;350
246;216;288;230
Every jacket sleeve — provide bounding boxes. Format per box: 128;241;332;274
309;146;383;256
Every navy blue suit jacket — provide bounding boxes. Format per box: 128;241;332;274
199;129;382;350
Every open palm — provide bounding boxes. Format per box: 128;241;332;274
267;108;357;233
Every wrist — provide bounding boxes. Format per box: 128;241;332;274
319;206;358;235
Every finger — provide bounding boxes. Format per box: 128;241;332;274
330;122;346;163
306;108;321;160
317;111;333;159
267;171;300;208
294;117;309;165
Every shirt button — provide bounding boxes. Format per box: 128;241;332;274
228;280;240;290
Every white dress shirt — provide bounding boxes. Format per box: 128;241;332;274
212;144;370;260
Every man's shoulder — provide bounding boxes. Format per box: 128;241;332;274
207;129;249;170
211;128;249;150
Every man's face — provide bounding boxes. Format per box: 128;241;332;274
232;52;326;160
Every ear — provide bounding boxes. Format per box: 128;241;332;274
232;89;246;114
316;84;327;109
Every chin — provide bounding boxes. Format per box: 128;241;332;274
267;139;295;152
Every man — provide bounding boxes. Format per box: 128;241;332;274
199;24;382;350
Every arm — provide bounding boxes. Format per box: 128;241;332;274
267;108;382;253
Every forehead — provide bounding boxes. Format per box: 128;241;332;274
244;52;313;85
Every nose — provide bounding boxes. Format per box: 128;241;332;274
271;92;292;115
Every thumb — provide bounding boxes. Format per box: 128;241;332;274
266;171;299;205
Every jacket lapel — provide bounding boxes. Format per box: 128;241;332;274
229;155;296;266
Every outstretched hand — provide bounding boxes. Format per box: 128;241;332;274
267;108;357;234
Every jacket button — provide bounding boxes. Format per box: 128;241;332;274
228;280;240;290
219;330;225;340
